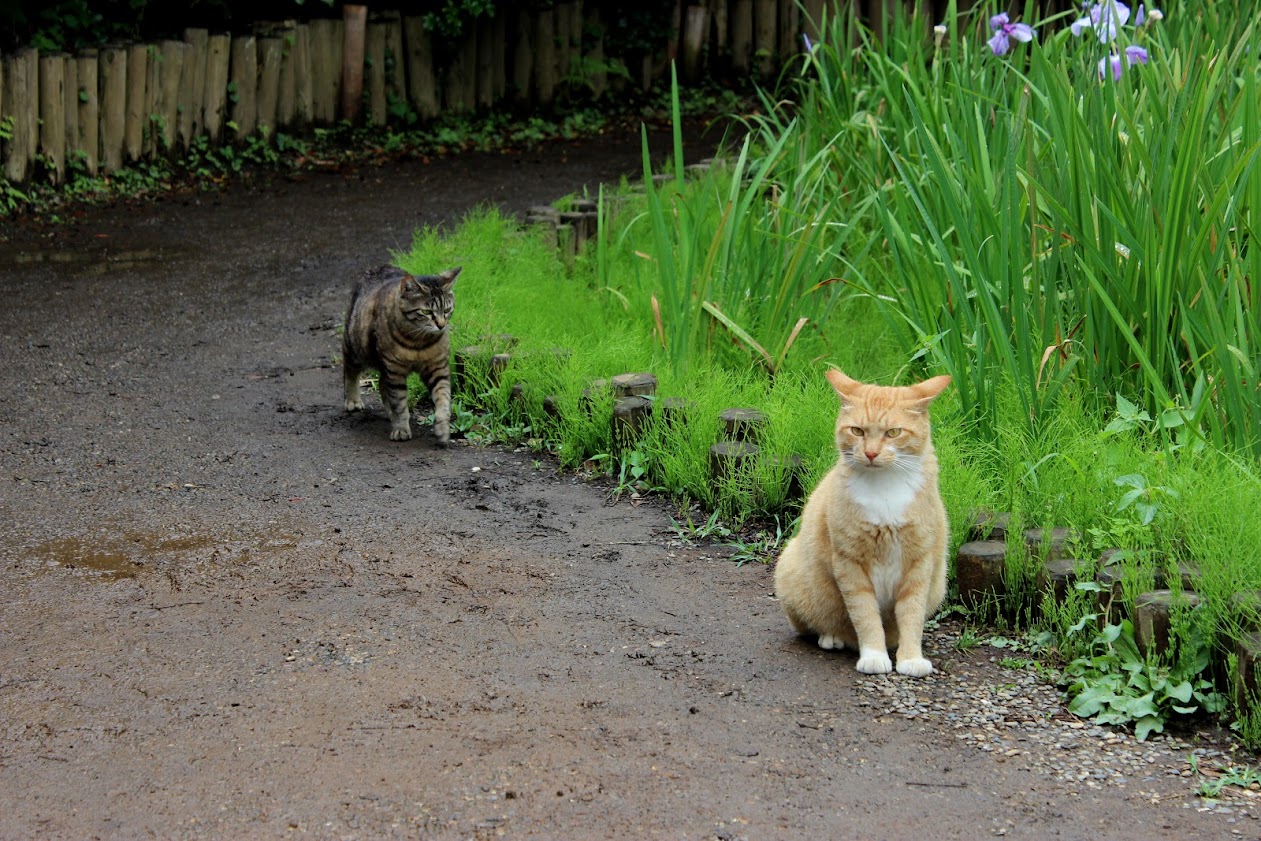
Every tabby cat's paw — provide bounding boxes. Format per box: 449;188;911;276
856;650;894;675
389;427;413;441
345;397;364;412
896;657;934;678
817;634;843;651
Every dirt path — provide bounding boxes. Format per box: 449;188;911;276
0;124;1250;839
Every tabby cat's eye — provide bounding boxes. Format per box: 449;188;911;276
885;428;902;438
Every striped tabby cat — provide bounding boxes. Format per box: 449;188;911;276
774;369;951;677
342;265;461;443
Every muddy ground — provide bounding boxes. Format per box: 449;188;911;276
0;123;1251;839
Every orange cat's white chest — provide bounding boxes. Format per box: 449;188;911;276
845;460;925;526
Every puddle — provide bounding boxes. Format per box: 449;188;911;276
7;248;169;274
31;530;301;581
36;536;148;579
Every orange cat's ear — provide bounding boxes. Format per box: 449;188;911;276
906;374;952;412
825;368;862;401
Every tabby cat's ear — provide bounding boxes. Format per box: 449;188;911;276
825;368;862;402
439;266;462;289
906;374;952;412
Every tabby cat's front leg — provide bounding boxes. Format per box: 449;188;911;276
379;374;412;441
428;374;452;446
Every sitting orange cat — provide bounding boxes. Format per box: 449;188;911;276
774;369;951;677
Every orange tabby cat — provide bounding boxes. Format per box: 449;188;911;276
774;369;951;677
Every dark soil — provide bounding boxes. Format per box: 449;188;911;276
0;122;1245;839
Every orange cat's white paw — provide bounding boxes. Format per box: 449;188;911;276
856;649;893;674
896;657;934;677
817;634;843;650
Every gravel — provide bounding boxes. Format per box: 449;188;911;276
850;618;1261;825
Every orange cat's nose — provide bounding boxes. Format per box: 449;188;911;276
865;450;878;462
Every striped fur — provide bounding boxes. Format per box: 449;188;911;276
342;265;461;443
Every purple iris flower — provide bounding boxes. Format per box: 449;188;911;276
1072;1;1131;42
988;12;1036;57
1098;45;1149;80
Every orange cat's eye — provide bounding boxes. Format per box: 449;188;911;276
848;426;865;437
885;428;902;438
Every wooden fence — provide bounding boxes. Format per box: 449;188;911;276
0;1;850;185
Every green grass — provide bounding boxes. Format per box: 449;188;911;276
394;0;1261;745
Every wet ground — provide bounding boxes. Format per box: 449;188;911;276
0;123;1252;839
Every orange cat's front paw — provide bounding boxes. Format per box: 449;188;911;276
896;657;934;677
817;634;843;651
856;649;893;674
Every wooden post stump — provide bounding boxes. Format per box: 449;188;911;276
710;440;760;483
968;510;1012;543
580;379;610;412
1235;632;1261;714
659;397;692;429
1134;590;1202;658
487;353;513;386
719;407;767;442
611;372;657;399
955;540;1007;609
1037;558;1079;606
612;396;654;445
1023;527;1077;561
453;345;488;390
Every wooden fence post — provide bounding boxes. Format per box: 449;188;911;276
364;16;387;125
152;40;185;154
3;49;38;183
180;28;209;146
256;35;283;134
203;33;230;143
491;11;507;102
39;53;66;183
731;0;753;74
475;16;494;110
75;50;98;175
291;23;313;127
584;4;607;98
62;54;79;172
382;12;405;119
533;7;556;106
229;35;258;140
709;0;730;73
275;22;298;130
124;44;146;162
402;16;439;121
341;5;367;123
802;0;826;42
510;7;534;105
779;0;799;56
308;17;342;123
681;5;708;81
754;0;776;79
98;46;126;173
445;27;477;115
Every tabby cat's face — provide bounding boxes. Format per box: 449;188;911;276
400;269;459;333
825;369;951;471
